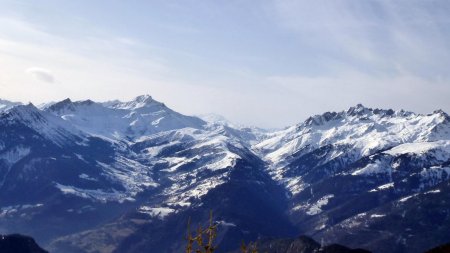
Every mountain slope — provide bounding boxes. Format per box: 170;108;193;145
0;103;159;244
46;95;205;141
0;98;449;253
229;235;371;253
0;99;22;113
255;104;450;253
49;124;296;253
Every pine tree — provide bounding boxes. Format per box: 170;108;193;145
185;211;218;253
185;211;258;253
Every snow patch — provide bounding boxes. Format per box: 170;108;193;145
384;141;450;158
419;166;450;189
55;183;135;203
339;212;367;228
306;194;334;215
425;189;441;194
79;174;98;181
217;220;237;227
378;182;394;190
203;152;239;171
370;214;386;218
399;194;418;203
352;160;389;176
139;206;175;219
0;203;43;218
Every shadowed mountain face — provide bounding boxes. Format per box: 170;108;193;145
228;235;371;253
425;242;450;253
0;97;449;253
0;234;48;253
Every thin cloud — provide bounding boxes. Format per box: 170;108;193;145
270;0;450;78
267;71;449;117
25;67;55;83
0;16;174;104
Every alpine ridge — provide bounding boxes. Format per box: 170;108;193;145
0;96;449;253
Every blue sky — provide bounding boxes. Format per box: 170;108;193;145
0;0;449;128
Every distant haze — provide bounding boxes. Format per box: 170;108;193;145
0;0;449;128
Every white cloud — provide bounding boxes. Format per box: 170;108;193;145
25;67;55;83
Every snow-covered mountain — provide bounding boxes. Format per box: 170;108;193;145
0;98;449;253
198;113;233;126
254;104;450;252
46;95;206;141
255;104;450;193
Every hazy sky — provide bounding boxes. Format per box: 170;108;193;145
0;0;450;128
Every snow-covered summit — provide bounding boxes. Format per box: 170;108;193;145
303;104;416;127
105;95;159;110
4;103;44;123
198;113;233;126
46;95;206;141
1;103;83;146
256;104;450;164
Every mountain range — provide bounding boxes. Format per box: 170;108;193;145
0;95;449;253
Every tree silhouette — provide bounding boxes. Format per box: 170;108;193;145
185;211;259;253
185;211;218;253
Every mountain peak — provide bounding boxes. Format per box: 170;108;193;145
130;94;159;108
432;109;449;116
61;98;72;104
304;111;342;126
346;104;400;118
111;94;163;110
6;103;45;124
78;99;95;106
346;103;371;116
432;109;450;122
14;103;39;112
47;98;75;112
134;94;153;103
302;105;409;127
305;104;374;127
